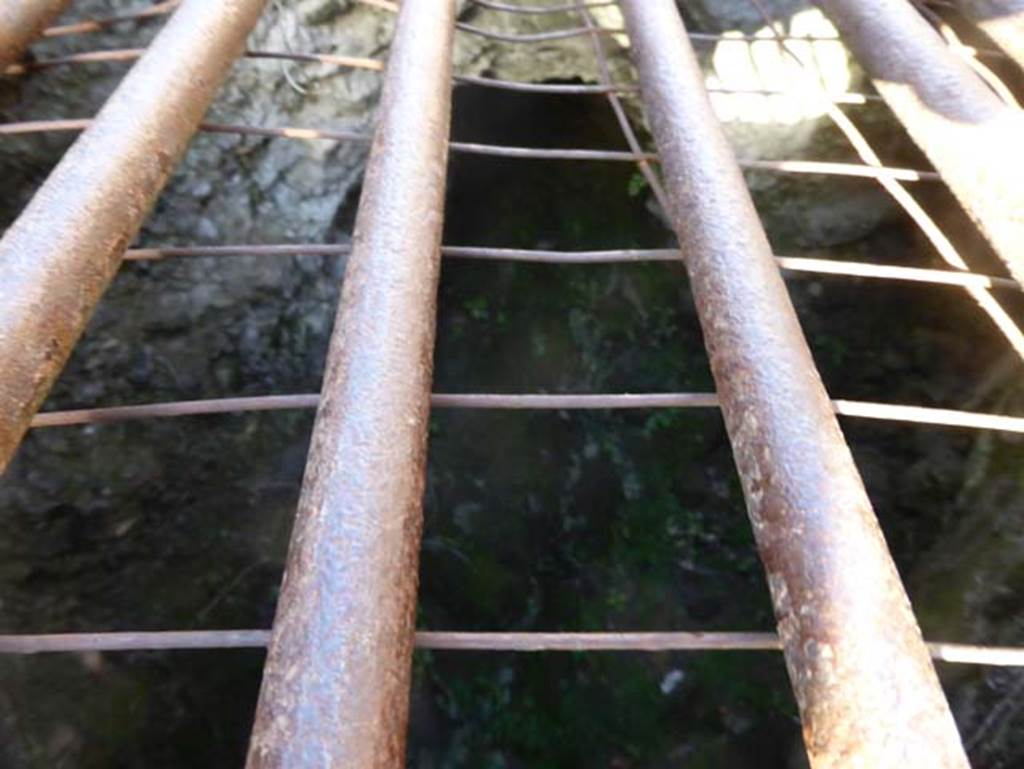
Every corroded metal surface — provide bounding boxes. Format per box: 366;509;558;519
244;0;455;766
618;1;970;767
0;0;71;67
0;0;268;472
956;0;1024;71
815;0;1024;289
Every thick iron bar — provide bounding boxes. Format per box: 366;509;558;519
0;0;269;474
244;0;455;766
26;393;1024;434
0;0;72;67
953;0;1024;70
619;1;969;767
1;630;1023;666
816;0;1024;290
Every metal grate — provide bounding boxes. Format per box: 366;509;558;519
1;0;1023;765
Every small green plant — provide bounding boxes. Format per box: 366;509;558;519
627;170;649;198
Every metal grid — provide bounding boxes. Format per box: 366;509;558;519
1;0;1023;765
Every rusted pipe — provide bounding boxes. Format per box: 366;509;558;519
815;0;1024;290
0;0;268;473
954;0;1024;71
618;1;969;767
0;0;72;68
244;0;455;767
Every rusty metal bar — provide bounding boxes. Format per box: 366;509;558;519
0;0;269;474
1;630;1023;666
0;0;72;67
816;0;1024;290
27;393;1024;434
244;0;455;766
953;0;1024;70
619;1;969;767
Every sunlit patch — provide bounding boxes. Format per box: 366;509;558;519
590;4;628;48
706;9;851;125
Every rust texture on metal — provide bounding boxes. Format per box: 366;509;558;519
244;0;455;766
618;1;969;767
0;0;269;473
815;0;1024;289
0;0;72;67
955;0;1024;71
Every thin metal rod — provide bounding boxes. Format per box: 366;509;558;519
0;630;1022;666
455;22;621;42
14;25;1007;67
619;1;968;766
3;47;146;74
28;393;1024;434
245;0;455;765
0;630;273;653
356;0;399;11
41;1;180;39
772;255;1020;290
459;20;927;50
31;395;321;426
816;0;1024;291
451;139;647;161
246;49;384;70
739;158;937;181
0;118;941;180
575;0;672;225
456;74;638;93
119;243;1021;292
5;36;998;73
5;47;385;75
0;0;73;67
0;0;270;474
0;47;882;103
472;0;619;13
